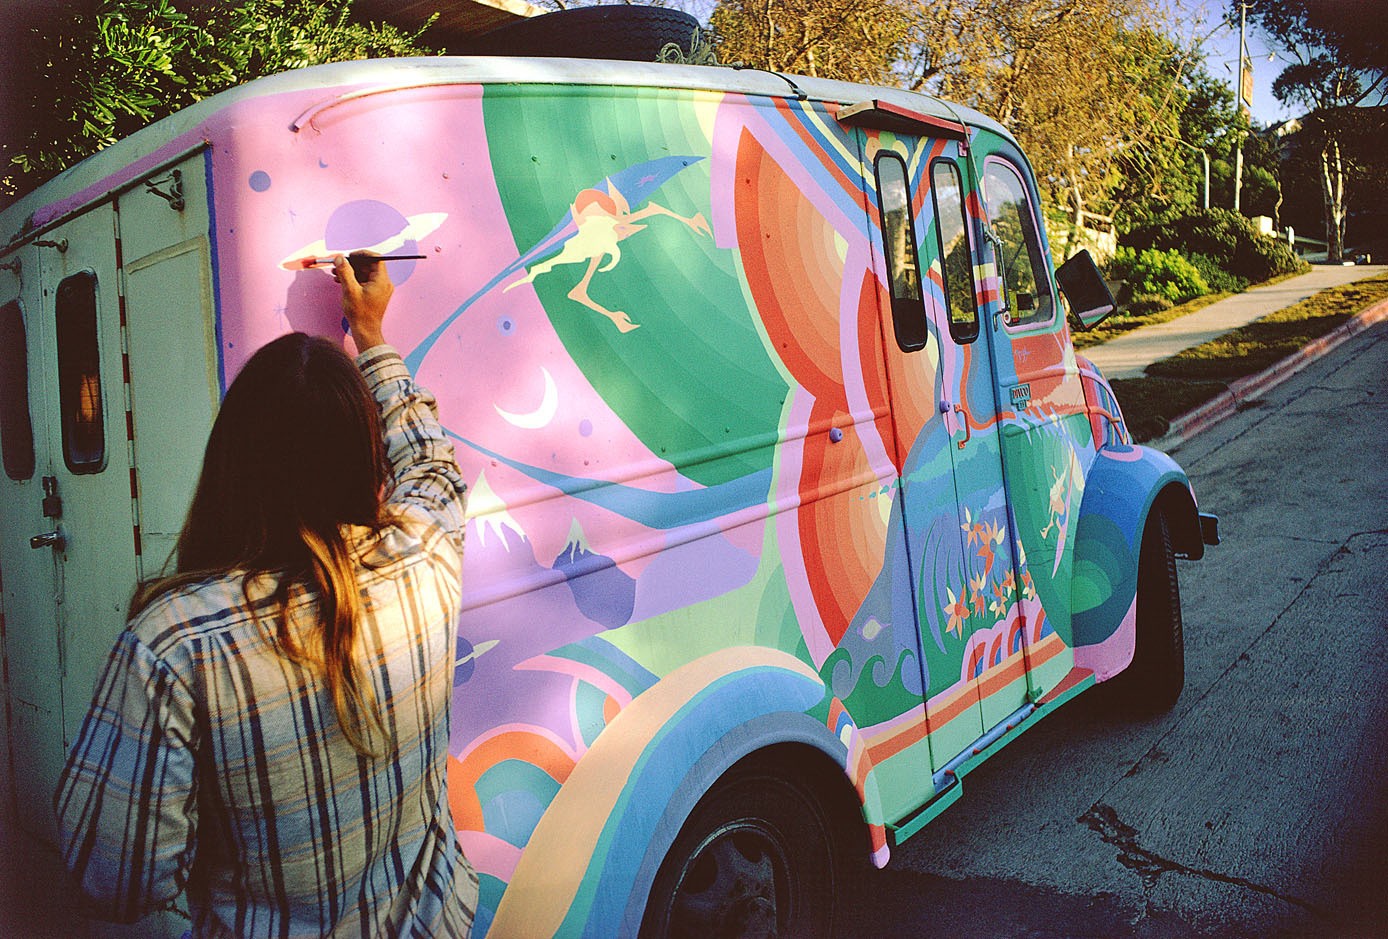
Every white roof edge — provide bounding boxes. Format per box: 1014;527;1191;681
2;56;1012;242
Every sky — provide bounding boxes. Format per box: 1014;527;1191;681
1186;3;1300;128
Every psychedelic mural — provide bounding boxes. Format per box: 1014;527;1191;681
187;73;1184;936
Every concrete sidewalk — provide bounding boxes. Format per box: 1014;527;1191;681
1082;263;1388;379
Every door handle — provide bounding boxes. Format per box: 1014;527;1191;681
953;405;971;449
30;530;64;550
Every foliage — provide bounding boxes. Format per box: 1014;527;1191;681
1107;64;1247;230
708;0;1209;227
708;0;910;85
916;4;1191;224
1122;208;1307;283
1186;252;1247;294
1245;0;1388;261
4;0;436;202
1105;245;1208;305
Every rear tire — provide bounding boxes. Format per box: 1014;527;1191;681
639;753;859;939
1116;508;1185;713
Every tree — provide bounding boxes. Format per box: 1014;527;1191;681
1245;0;1388;261
1105;51;1242;229
902;2;1198;246
3;0;436;205
708;0;910;86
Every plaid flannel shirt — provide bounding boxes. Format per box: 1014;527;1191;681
54;346;478;937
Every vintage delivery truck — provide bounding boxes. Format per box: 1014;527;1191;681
0;48;1216;938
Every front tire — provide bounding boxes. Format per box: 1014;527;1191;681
1116;508;1185;713
639;754;857;939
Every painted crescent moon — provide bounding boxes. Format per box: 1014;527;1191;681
495;367;559;429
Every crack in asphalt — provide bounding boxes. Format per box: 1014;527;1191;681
1073;531;1388;930
1078;802;1325;916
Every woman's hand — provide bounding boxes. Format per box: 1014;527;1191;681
333;253;393;351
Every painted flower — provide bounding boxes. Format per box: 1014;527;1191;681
989;580;1010;618
969;573;988;615
1001;570;1016;594
977;518;1005;569
944;587;969;637
961;507;984;546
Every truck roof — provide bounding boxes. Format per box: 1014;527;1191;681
1;56;1013;249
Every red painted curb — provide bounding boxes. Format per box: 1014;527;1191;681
1151;295;1388;450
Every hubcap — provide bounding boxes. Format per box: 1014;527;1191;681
667;821;789;939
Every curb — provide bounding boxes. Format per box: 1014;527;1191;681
1149;296;1388;451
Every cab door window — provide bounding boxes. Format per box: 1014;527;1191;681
930;159;979;343
982;159;1054;328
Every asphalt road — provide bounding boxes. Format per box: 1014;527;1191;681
845;320;1388;939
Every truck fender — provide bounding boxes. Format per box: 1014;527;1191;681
486;646;884;938
1071;445;1199;680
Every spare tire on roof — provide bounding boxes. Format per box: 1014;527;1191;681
459;5;709;63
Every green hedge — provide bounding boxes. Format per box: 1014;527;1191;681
1122;209;1307;284
1105;246;1209;305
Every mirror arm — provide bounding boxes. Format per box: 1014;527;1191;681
982;224;1011;327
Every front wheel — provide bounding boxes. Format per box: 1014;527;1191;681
639;755;857;939
1115;508;1185;713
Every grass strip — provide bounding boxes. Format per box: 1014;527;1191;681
1111;271;1388;442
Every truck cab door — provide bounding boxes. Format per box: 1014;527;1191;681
851;119;1033;776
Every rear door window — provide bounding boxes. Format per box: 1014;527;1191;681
874;152;929;352
55;271;105;473
0;299;35;481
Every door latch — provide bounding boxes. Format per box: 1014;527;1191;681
30;530;64;550
41;475;61;518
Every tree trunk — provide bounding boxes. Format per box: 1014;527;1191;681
1319;137;1345;264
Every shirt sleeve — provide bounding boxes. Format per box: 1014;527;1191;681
53;629;199;923
356;344;468;557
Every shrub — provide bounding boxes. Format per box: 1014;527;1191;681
1187;253;1248;294
1105;246;1209;305
1122;208;1307;284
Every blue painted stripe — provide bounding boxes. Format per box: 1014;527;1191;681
446;429;773;531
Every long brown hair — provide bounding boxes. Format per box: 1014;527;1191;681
132;333;391;754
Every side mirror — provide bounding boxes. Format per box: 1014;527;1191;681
1056;249;1116;331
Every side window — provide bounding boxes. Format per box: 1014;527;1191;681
55;271;105;473
982;159;1054;328
0;299;36;481
930;159;979;343
874;152;928;352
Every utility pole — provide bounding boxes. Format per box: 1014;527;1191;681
1234;1;1247;213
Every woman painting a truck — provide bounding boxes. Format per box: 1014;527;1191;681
0;14;1214;936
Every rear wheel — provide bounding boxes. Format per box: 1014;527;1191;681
1116;508;1185;713
639;754;858;939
